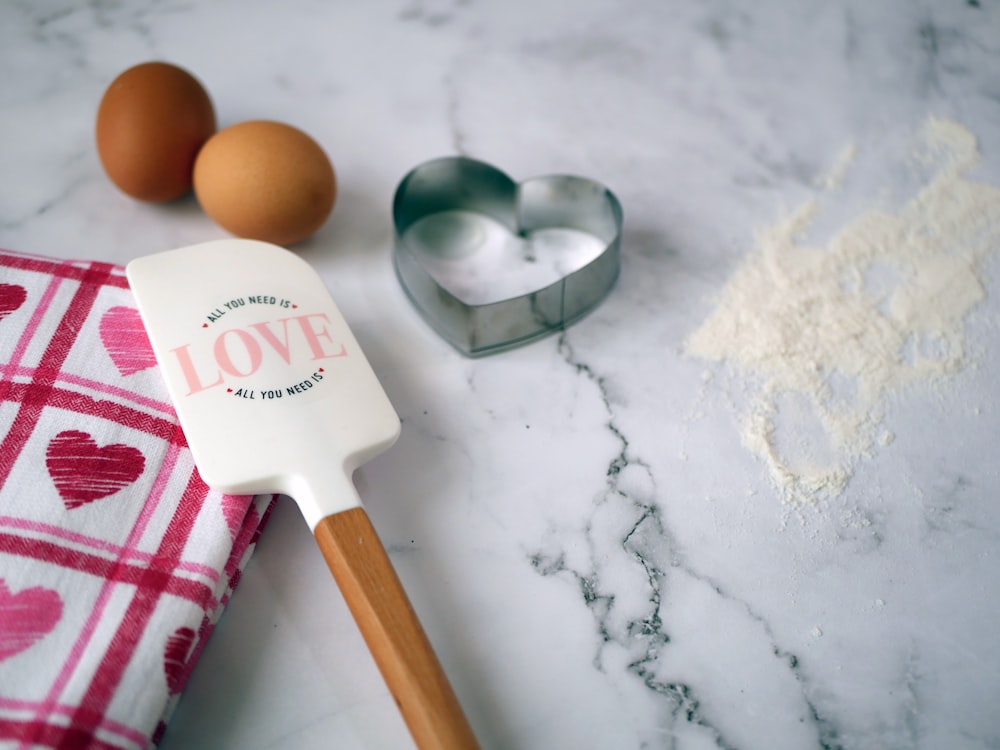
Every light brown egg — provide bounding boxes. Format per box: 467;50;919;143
96;62;216;202
193;120;336;246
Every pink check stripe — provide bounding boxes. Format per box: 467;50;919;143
0;363;175;417
0;251;129;289
1;381;184;444
0;516;220;585
0;269;64;423
0;533;218;608
0;699;146;748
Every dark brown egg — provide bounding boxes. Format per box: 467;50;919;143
96;62;216;202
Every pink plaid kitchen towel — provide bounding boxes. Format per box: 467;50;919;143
0;249;276;749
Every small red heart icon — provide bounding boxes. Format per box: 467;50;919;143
227;388;233;393
45;430;145;509
202;323;209;328
99;306;158;376
0;580;62;662
0;284;27;322
163;626;196;694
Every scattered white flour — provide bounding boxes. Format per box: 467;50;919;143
686;118;1000;504
816;144;858;190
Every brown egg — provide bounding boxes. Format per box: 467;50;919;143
193;120;336;246
96;62;216;203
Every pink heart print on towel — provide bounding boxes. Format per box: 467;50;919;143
0;283;27;321
45;429;146;509
0;579;63;662
163;626;196;695
99;305;158;376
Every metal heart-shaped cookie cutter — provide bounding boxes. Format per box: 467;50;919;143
392;156;623;356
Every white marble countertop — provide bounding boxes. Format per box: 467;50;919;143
3;1;1000;748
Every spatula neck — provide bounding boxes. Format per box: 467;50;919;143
286;469;363;530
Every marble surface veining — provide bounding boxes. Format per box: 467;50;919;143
3;1;1000;749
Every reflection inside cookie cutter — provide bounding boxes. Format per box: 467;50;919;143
392;156;623;357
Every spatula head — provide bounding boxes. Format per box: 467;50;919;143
127;239;400;528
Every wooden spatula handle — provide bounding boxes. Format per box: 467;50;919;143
314;507;480;750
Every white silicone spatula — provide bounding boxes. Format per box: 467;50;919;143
127;239;479;750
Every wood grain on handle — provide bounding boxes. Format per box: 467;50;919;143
314;507;480;750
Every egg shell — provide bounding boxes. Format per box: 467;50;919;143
96;62;216;202
193;120;337;246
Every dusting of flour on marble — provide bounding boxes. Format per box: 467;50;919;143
686;118;1000;503
816;143;857;190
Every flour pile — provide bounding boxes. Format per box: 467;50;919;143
686;118;1000;503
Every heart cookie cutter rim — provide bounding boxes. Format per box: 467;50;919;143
392;156;623;357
